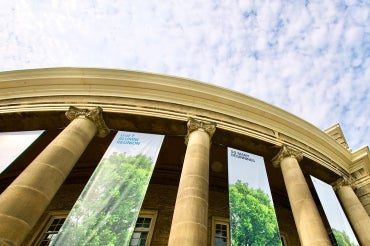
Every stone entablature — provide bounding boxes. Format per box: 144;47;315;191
0;68;366;178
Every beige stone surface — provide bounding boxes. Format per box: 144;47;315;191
0;115;98;245
1;68;369;245
274;147;331;246
336;184;370;245
0;68;358;176
168;120;214;246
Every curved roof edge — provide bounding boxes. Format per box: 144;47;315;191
1;67;367;177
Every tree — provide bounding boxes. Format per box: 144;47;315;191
52;152;154;246
332;229;358;246
229;180;281;246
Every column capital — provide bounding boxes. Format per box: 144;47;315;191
65;106;110;137
185;118;216;144
332;176;355;191
272;145;303;168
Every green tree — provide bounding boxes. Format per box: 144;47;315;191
332;229;358;246
52;152;154;246
229;180;281;246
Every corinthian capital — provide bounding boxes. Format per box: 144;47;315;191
65;106;110;138
332;176;355;191
272;145;303;168
185;118;216;144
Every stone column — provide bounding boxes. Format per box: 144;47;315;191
168;118;216;246
0;106;109;246
333;177;370;245
272;146;331;246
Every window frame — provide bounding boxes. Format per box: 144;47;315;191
31;210;69;246
280;232;288;246
130;209;158;246
31;209;158;246
211;216;230;246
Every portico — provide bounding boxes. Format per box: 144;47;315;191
0;68;369;245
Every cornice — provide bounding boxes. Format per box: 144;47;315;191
0;68;357;176
350;146;370;180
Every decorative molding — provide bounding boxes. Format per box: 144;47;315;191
0;68;359;176
273;130;284;147
325;124;350;150
185;118;216;144
271;145;303;168
351;175;370;189
332;176;355;191
65;106;110;138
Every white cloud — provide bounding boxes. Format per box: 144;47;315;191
0;0;369;150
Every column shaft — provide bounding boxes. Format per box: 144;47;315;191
335;183;370;245
273;146;331;246
0;106;108;246
168;119;215;246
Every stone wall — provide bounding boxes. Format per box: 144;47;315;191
23;182;300;246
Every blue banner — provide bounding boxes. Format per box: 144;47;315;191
228;147;282;246
52;131;164;246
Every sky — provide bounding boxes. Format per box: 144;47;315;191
0;0;369;150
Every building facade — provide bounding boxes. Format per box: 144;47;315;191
0;68;370;246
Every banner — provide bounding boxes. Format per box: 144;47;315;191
227;148;282;246
311;176;359;246
52;131;164;246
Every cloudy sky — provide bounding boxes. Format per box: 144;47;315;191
1;0;369;150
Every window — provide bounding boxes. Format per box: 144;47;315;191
38;217;66;245
33;210;157;246
32;211;68;246
212;217;230;246
129;210;157;246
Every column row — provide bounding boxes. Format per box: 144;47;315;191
0;108;369;246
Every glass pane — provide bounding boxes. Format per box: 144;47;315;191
139;238;146;246
131;232;141;239
130;231;149;246
140;232;148;239
215;223;227;237
143;218;151;228
136;217;144;225
130;238;139;246
215;237;227;246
